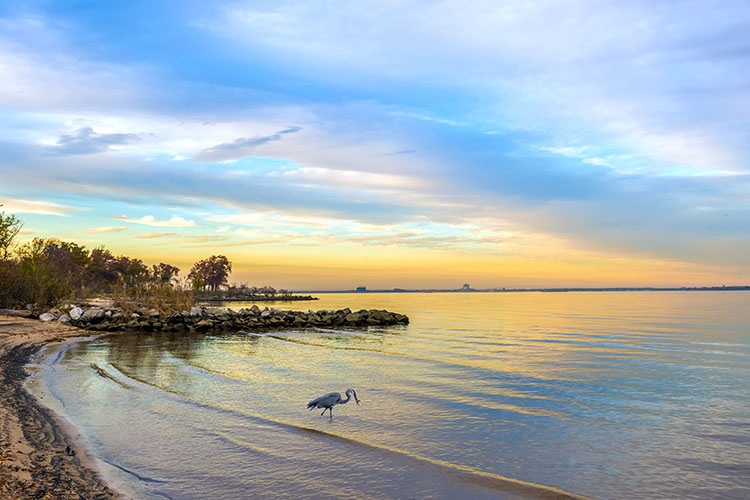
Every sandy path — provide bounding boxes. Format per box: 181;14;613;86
0;315;122;499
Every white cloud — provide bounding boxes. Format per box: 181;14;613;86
77;226;128;234
205;212;341;229
268;166;422;190
114;215;196;227
0;198;74;216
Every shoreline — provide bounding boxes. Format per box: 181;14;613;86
1;312;591;500
0;315;123;499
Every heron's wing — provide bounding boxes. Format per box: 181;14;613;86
307;392;341;408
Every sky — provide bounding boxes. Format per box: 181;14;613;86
1;0;749;289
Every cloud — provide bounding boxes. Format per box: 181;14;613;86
267;166;422;190
378;149;417;156
0;198;73;216
0;21;145;112
76;226;128;234
114;215;196;227
47;127;140;156
136;232;175;239
1;3;749;281
192;126;301;162
205;212;345;230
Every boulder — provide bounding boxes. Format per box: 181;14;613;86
190;307;202;317
195;319;213;330
369;310;391;322
0;309;33;318
58;314;71;324
250;305;261;314
39;313;56;322
69;307;84;320
81;308;106;323
345;312;365;324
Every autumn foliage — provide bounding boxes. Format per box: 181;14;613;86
0;209;230;310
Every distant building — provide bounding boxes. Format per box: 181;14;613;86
462;283;471;291
356;286;367;292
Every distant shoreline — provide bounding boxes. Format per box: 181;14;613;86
198;295;318;303
294;286;750;294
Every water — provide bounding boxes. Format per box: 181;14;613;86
29;292;750;499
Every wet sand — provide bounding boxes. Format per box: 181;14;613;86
0;315;121;499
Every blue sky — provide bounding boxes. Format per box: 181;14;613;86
1;1;748;288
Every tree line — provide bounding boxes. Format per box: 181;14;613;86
0;209;237;309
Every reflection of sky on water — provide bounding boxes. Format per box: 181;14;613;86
34;292;750;499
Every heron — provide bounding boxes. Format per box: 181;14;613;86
307;389;360;419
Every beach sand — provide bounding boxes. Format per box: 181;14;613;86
0;314;121;499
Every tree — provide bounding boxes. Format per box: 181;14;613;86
113;256;150;287
0;207;23;260
87;247;119;291
188;255;232;292
152;263;180;285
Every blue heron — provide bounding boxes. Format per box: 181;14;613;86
307;389;360;419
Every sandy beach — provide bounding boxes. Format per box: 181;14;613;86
0;314;121;499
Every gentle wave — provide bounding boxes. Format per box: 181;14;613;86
92;355;590;499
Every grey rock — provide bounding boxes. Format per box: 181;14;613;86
39;313;56;322
58;314;71;324
190;306;202;317
69;307;84;320
81;308;106;323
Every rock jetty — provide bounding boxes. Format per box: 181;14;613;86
32;305;409;332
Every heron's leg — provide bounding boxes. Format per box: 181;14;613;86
321;408;327;416
329;408;333;419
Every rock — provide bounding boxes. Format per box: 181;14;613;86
39;313;56;321
81;308;106;323
260;310;272;318
69;307;84;320
345;313;361;323
58;314;71;324
0;309;34;318
250;305;260;314
195;319;213;330
369;310;390;322
190;307;202;317
148;309;159;317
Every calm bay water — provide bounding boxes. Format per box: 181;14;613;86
30;292;750;499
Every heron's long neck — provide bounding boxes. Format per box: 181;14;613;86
339;393;351;404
